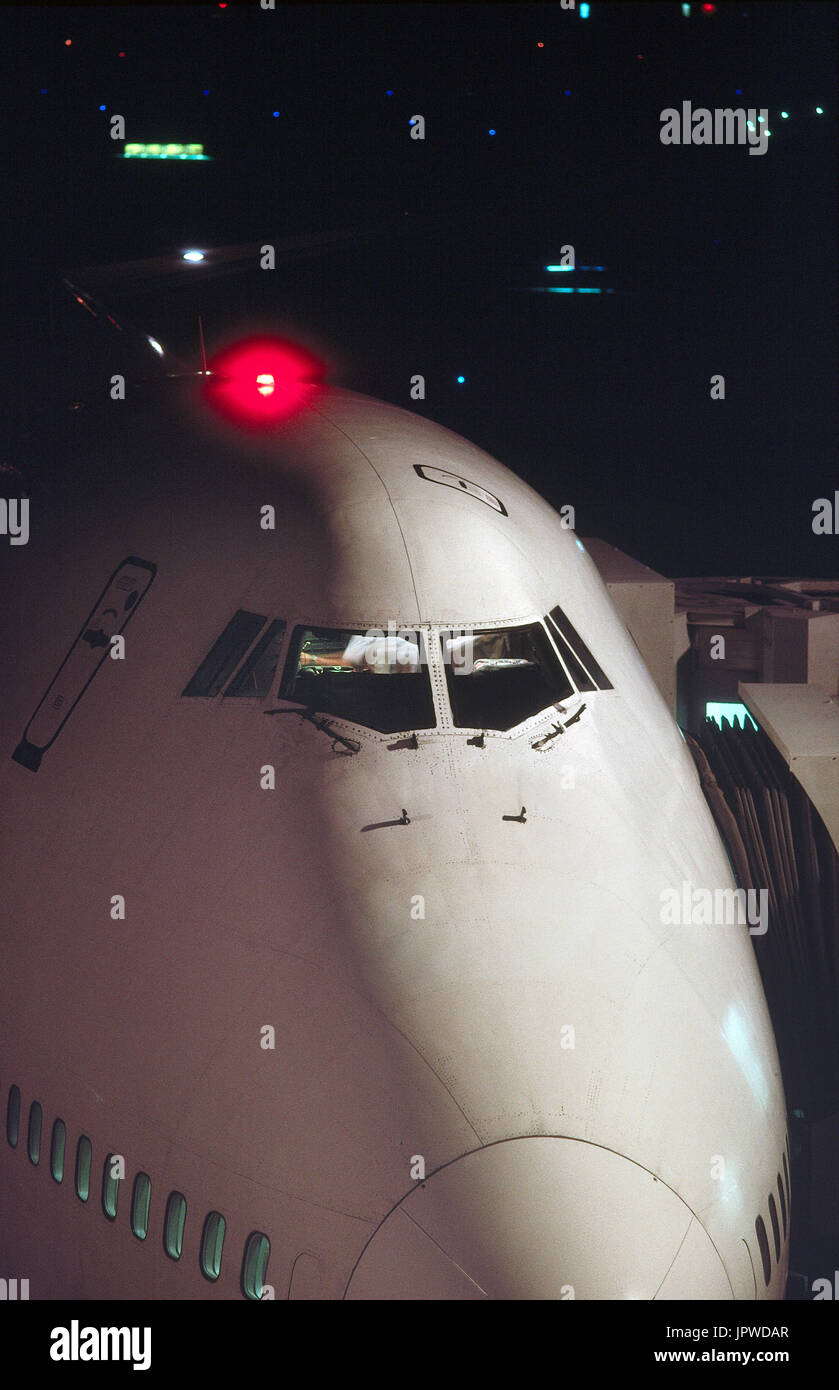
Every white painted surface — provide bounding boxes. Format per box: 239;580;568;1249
0;385;788;1298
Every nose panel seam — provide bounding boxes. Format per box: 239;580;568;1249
651;1213;694;1299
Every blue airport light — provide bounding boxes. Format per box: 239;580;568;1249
580;2;590;16
456;375;465;383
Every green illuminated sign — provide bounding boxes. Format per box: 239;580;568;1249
123;143;210;160
706;702;758;731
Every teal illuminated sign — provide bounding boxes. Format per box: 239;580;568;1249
123;143;210;160
706;702;758;731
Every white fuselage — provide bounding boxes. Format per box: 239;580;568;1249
0;384;789;1298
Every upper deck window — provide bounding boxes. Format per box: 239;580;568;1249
441;622;573;731
280;627;436;733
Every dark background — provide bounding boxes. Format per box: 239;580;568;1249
3;0;837;578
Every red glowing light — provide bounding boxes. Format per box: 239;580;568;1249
701;3;716;10
202;336;326;428
64;38;72;46
537;41;544;47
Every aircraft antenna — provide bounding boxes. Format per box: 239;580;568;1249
198;314;208;375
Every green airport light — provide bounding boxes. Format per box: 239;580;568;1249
123;143;210;160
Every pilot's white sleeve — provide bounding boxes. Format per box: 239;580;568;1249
342;635;375;667
342;635;420;671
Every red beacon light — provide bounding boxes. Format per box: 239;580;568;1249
202;335;326;428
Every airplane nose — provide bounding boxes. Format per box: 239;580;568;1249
345;1136;732;1299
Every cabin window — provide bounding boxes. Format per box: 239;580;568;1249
51;1118;66;1183
27;1101;42;1165
242;1231;271;1300
75;1135;92;1202
6;1085;20;1148
782;1151;791;1211
281;627;436;733
547;606;612;691
183;610;267;697
102;1154;120;1220
776;1174;787;1236
767;1193;781;1260
224;620;286;697
755;1214;771;1285
164;1191;187;1260
131;1172;152;1240
201;1211;227;1281
441;622;573;731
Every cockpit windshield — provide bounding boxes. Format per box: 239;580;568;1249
440;622;574;731
280;626;436;733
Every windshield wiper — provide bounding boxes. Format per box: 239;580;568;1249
265;702;360;754
531;701;587;749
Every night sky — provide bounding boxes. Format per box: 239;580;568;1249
4;1;837;579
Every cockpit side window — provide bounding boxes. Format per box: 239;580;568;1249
440;622;573;731
224;619;286;698
547;606;613;691
280;626;436;733
182;610;267;697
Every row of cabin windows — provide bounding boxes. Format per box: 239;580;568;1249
5;1084;269;1299
754;1139;792;1288
182;606;612;733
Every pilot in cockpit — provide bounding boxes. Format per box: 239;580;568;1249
296;631;522;676
297;634;421;674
